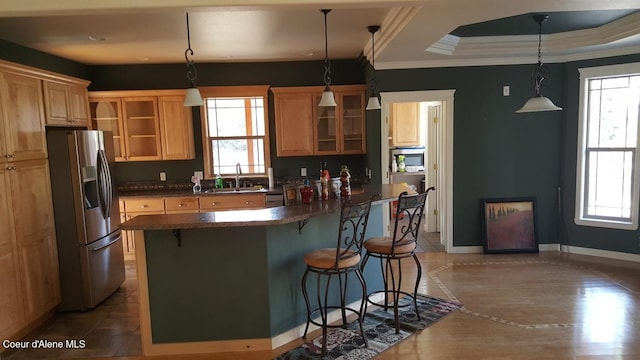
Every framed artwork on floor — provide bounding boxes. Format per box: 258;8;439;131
480;197;539;254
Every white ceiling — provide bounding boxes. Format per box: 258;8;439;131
1;0;640;69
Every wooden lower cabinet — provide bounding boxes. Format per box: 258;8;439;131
0;166;23;343
198;193;266;210
119;193;267;258
0;159;60;345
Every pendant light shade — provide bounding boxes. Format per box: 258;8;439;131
516;14;562;113
183;12;203;107
366;96;381;110
365;25;381;110
319;86;337;107
184;87;204;107
319;9;336;107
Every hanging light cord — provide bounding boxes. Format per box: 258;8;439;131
532;15;549;97
322;9;332;88
184;13;198;85
368;25;380;96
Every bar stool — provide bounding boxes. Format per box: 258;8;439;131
301;198;373;355
361;188;433;334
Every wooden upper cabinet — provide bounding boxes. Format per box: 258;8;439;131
272;88;316;156
43;80;90;127
158;95;194;160
272;85;366;157
89;98;127;161
89;90;195;162
122;96;162;161
0;72;47;162
337;89;366;154
390;102;421;147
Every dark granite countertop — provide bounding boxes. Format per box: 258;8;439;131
120;183;413;230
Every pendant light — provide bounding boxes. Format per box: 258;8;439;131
318;9;337;107
366;25;381;110
183;12;204;107
516;14;562;113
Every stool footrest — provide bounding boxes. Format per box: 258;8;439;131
306;305;364;330
366;290;417;308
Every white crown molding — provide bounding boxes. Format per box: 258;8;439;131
425;34;460;56
379;11;640;70
364;6;421;67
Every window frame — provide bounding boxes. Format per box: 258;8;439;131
575;62;640;230
199;85;271;179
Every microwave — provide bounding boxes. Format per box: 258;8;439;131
391;147;425;172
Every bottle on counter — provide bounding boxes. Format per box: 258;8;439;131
191;175;202;193
391;155;398;173
215;174;223;189
339;165;351;198
320;161;330;200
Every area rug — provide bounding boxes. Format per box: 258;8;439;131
274;294;462;360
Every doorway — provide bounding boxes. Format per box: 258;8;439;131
380;90;455;252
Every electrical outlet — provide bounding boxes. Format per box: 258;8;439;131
160;172;166;181
301;167;307;177
194;171;203;179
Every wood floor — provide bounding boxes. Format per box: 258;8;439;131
4;249;640;360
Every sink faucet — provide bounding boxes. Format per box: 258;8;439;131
235;163;242;191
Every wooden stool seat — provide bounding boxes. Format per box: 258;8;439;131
363;237;416;255
304;248;361;269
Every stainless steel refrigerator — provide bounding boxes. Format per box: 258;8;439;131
47;130;125;311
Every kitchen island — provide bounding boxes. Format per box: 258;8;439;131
121;184;413;356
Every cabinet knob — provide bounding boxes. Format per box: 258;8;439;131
211;202;220;206
178;203;185;207
5;154;15;158
245;201;253;205
141;205;148;208
7;166;17;170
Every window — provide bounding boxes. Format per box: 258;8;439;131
200;86;271;178
575;63;640;230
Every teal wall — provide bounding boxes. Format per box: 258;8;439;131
3;38;640;254
376;65;564;247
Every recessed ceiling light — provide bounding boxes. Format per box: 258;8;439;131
88;35;107;42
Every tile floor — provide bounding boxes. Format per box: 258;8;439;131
3;261;142;360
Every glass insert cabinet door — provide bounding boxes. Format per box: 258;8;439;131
90;100;126;161
315;94;338;153
341;92;365;153
122;97;161;160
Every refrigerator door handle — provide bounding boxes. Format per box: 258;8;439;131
97;149;112;220
91;235;121;252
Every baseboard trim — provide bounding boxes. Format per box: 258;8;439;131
447;243;639;263
560;245;640;263
449;243;559;254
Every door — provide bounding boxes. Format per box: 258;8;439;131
79;230;125;309
74;131;120;244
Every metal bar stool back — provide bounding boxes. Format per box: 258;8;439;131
361;187;434;334
301;198;373;355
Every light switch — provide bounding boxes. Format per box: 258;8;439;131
194;171;204;179
503;86;510;96
160;172;166;181
301;167;307;177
